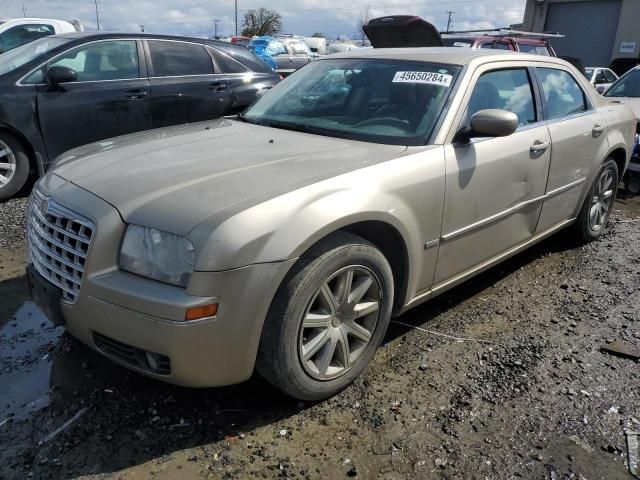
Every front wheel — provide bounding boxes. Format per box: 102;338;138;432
573;158;618;242
256;232;394;401
0;133;30;202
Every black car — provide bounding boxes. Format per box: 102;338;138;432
0;32;279;200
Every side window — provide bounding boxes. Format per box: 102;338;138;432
50;40;139;81
209;48;248;73
595;70;607;84
493;42;511;50
0;24;55;53
537;68;588;120
519;43;551;56
148;41;214;77
604;70;617;83
467;68;536;126
479;43;493;49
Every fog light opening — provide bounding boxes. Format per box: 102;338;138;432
145;351;160;371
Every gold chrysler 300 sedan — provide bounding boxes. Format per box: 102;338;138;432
26;48;636;400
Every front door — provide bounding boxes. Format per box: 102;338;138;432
145;40;230;128
434;66;552;285
36;39;151;160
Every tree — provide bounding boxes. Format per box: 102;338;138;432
311;32;324;38
357;5;371;45
241;8;282;37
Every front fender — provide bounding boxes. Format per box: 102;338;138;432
190;146;447;301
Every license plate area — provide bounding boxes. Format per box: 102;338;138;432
26;264;65;326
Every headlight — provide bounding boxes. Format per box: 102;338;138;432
119;225;195;287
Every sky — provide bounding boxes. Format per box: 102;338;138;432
1;0;527;40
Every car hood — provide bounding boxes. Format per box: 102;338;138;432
52;119;407;235
606;96;640;118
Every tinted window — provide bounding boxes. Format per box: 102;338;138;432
537;68;587;119
0;24;55;53
595;70;607;84
50;40;139;81
216;44;273;73
603;69;617;83
493;42;511;50
209;48;248;73
468;69;536;126
479;43;493;49
148;41;214;77
605;69;640;98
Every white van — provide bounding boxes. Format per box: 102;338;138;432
0;18;80;54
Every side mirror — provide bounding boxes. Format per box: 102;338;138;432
596;85;606;94
469;109;518;138
46;66;77;86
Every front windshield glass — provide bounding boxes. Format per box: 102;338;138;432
0;36;71;77
605;69;640;97
244;58;461;145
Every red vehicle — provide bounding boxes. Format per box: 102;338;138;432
441;29;561;57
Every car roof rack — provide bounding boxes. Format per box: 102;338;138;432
443;28;564;39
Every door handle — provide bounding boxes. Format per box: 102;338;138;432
530;140;550;152
125;89;148;100
209;82;227;92
592;124;605;136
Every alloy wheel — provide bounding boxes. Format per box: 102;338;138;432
589;167;615;231
298;265;382;380
0;140;16;187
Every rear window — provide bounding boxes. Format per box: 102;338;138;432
209;47;248;73
518;43;551;56
215;43;273;73
148;40;214;77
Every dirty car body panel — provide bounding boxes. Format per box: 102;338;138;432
27;48;636;388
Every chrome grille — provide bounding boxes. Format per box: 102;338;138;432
26;189;94;304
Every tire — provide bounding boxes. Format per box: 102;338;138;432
626;175;640;195
573;158;618;242
0;132;30;202
256;232;394;401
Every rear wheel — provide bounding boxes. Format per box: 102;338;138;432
0;133;30;201
257;232;394;400
573;159;618;242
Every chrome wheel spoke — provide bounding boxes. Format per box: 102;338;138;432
319;284;339;314
303;311;332;328
0;148;9;158
342;319;372;343
316;336;338;375
590;203;600;224
334;269;354;306
0;173;9;185
353;300;379;319
602;189;613;200
336;329;351;368
0;141;15;186
347;275;373;308
302;329;331;361
0;162;14;170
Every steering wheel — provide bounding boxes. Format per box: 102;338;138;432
353;117;410;128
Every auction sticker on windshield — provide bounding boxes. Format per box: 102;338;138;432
392;71;453;87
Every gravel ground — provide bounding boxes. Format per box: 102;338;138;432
0;196;27;249
0;194;639;480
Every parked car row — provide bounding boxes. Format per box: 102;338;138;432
0;32;279;200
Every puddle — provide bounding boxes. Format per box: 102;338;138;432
0;301;63;421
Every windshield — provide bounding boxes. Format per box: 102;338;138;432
243;58;461;145
605;69;640;97
0;36;71;77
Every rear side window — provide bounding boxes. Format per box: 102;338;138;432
603;69;617;83
0;24;55;54
50;40;139;81
216;44;273;73
468;68;536;126
537;68;588;120
209;48;248;73
148;41;214;77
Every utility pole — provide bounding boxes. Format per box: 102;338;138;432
22;2;26;17
446;11;454;32
234;0;238;36
213;19;220;39
94;0;100;31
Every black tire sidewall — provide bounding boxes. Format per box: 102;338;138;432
0;133;30;201
258;234;394;401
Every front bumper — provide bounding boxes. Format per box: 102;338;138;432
30;174;296;387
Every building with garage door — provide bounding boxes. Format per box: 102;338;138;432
522;0;640;69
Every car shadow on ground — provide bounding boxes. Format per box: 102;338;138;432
6;228;581;478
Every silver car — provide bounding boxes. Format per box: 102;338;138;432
26;48;636;400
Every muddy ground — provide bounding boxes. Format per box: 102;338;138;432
0;193;639;480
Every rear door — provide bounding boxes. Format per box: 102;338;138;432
36;39;151;159
534;66;609;231
145;39;230;128
435;64;552;284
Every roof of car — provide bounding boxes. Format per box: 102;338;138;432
55;31;229;47
326;46;564;66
